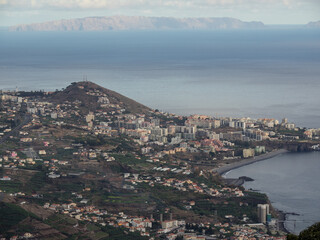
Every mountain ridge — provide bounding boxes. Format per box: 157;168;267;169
9;16;265;31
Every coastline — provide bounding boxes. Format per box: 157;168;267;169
214;149;289;175
276;210;290;234
215;149;295;234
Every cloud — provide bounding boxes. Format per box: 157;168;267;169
0;0;146;9
1;0;317;10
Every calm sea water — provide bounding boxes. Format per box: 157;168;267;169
225;151;320;234
0;29;320;127
1;29;320;233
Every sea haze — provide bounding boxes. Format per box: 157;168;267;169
0;29;319;128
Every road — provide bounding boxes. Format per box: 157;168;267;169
0;113;32;145
22;147;40;160
213;149;289;175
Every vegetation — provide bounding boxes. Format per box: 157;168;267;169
287;222;320;240
100;225;149;240
193;198;258;222
0;202;34;234
277;128;305;138
111;153;152;169
25;171;47;193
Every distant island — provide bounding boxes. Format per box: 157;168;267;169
306;20;320;28
9;16;265;31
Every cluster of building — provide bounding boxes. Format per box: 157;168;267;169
0;88;305;158
232;225;286;240
43;202;152;236
0;182;285;240
0;150;41;169
0;87;307;239
304;128;320;140
150;177;244;198
101;113;303;162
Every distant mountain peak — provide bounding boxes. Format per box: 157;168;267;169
9;16;265;31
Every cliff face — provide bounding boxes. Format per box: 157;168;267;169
306;20;320;28
9;16;265;31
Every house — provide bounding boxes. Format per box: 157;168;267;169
243;148;255;158
0;176;11;181
39;150;46;155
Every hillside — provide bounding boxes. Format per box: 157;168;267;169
9;16;265;31
49;81;151;114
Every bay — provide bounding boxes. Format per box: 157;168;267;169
224;151;320;234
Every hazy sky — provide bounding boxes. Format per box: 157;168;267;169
0;0;319;26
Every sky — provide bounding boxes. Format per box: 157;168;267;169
0;0;319;26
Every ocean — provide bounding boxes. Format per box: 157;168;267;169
0;29;320;128
224;151;320;234
1;28;320;234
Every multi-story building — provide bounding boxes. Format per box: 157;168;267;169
257;204;270;224
243;148;255;158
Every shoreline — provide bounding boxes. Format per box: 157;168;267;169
215;149;295;235
214;149;289;175
276;210;290;234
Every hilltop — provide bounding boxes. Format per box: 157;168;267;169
9;16;265;31
50;81;151;114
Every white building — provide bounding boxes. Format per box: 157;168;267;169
257;204;270;224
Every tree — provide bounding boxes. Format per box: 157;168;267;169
287;234;298;240
299;222;320;240
287;222;320;240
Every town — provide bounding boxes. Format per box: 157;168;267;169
0;81;319;240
